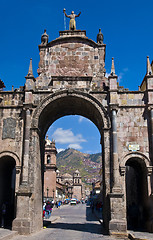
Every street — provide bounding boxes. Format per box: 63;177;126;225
11;204;127;240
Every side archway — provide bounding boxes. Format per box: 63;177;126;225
120;152;151;231
0;151;20;229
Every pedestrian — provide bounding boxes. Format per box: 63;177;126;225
1;203;6;228
55;201;58;208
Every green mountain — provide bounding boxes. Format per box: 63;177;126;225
56;148;102;185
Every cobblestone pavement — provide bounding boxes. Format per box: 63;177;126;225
11;204;127;240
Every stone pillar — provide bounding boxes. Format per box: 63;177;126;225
13;128;43;234
30;128;43;233
12;187;32;235
147;166;153;196
108;109;127;235
108;163;127;235
111;109;120;191
13;109;33;234
22;109;31;184
101;129;111;232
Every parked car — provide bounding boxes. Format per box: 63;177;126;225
70;198;77;205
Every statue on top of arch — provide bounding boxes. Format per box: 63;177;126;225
63;8;81;31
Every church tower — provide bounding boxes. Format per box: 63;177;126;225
72;170;82;200
44;136;57;200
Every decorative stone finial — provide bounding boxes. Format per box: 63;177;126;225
147;56;152;75
111;57;115;76
63;9;81;30
41;29;49;45
97;28;103;44
27;58;34;78
25;58;35;91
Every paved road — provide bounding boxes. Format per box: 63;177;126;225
11;204;127;240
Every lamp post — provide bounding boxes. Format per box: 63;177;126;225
53;189;55;199
46;187;49;198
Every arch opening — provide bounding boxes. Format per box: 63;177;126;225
0;156;16;229
43;115;102;202
126;157;148;231
31;91;110;232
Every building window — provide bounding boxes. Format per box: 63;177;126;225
47;155;51;164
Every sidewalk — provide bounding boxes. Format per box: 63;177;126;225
0;212;60;240
128;230;153;240
0;229;17;240
93;208;153;240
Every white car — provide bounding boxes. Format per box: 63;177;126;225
70;199;77;205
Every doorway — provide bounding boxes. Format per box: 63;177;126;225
126;158;148;231
0;157;16;229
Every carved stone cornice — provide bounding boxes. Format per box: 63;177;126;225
16;185;32;197
109;104;119;112
108;192;124;198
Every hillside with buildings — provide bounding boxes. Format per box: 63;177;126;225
56;148;102;186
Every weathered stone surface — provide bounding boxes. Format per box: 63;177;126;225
0;29;152;236
2;117;16;139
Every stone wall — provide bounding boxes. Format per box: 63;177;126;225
37;30;107;91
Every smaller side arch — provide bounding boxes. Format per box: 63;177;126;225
120;152;150;168
0;151;20;166
119;152;151;177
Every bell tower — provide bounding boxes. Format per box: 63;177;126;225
44;136;57;200
72;170;82;200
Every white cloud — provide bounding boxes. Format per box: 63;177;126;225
57;148;65;153
118;72;123;82
52;128;87;145
68;143;82;150
78;116;91;124
78;116;84;123
118;68;129;83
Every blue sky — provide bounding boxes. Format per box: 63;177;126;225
47;116;101;154
0;0;153;153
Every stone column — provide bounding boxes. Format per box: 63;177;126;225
147;167;153;196
101;129;111;232
111;109;120;191
12;108;32;234
108;108;127;235
30;128;43;233
22;109;31;184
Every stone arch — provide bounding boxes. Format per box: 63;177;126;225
120;152;151;175
28;89;111;234
32;89;110;136
120;152;150;168
120;152;150;231
0;151;21;200
0;151;20;167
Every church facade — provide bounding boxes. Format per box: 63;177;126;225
0;18;153;236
